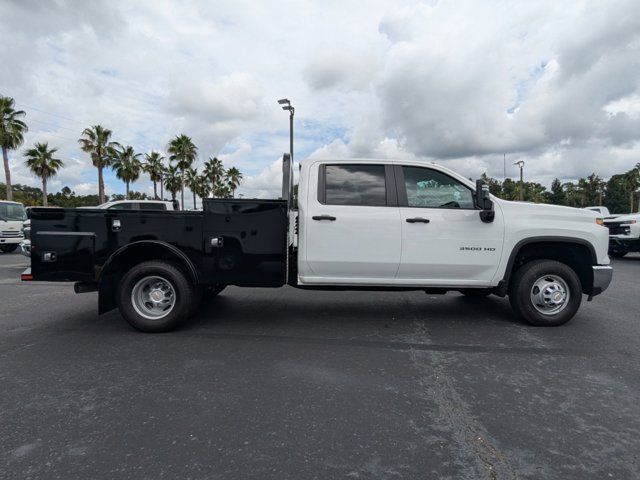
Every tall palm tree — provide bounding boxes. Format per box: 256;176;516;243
0;95;28;201
143;151;165;199
111;145;142;199
195;175;211;205
203;156;225;197
78;125;118;204
184;167;200;210
23;142;63;206
167;134;197;210
225;167;243;198
163;164;182;203
214;179;230;199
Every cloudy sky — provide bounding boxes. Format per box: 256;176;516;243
1;0;640;200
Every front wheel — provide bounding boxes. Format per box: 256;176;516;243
0;244;18;253
117;261;196;332
508;260;582;327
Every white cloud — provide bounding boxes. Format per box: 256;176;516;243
1;0;639;198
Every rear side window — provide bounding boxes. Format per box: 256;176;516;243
139;203;166;210
322;164;387;206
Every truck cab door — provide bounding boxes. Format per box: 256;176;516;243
394;165;504;285
299;163;401;284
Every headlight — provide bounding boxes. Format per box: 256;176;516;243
622;220;637;225
595;218;604;226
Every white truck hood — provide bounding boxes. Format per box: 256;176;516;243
498;199;599;222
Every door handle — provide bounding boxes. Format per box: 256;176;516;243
406;217;430;223
312;215;336;221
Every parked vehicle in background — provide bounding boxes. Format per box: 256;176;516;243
18;200;178;257
605;213;640;257
585;206;616;218
0;201;27;253
20;219;31;257
24;157;612;332
82;200;178;211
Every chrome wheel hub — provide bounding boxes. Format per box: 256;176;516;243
530;275;570;316
131;276;176;320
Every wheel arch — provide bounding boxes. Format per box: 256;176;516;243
98;240;198;314
499;237;597;296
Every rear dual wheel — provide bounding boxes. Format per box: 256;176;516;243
117;261;197;332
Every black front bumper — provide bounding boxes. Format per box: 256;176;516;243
591;265;613;297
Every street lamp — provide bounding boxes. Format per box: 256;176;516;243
513;160;525;201
278;98;294;162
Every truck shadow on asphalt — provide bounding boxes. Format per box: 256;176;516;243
181;290;519;333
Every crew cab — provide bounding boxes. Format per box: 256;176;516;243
0;200;27;253
22;157;612;331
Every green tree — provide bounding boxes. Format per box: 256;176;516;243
0;95;28;201
480;173;502;196
78;125;119;204
547;178;565;205
193;175;211;207
624;165;640;213
203;156;225;197
225;167;243;198
143;151;165;199
163;164;182;204
111;145;142;199
184;167;200;209
23;142;64;206
214;179;230;198
603;174;628;214
167;134;197;210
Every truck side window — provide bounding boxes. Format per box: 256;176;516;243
140;203;166;210
324;164;387;206
108;203;136;210
402;166;475;209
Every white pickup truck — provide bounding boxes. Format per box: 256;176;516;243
25;157;612;331
604;212;640;257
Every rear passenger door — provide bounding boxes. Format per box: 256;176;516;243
301;163;401;284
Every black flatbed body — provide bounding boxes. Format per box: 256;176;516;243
29;198;288;289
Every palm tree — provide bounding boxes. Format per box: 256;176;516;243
214;180;230;199
192;175;211;208
167;134;197;210
184;167;200;210
0;96;28;201
203;156;225;197
143;151;165;199
78;125;118;204
225;167;243;198
164;164;182;203
23;142;63;206
111;145;142;199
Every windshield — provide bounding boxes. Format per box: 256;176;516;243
0;202;27;221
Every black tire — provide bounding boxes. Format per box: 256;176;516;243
116;261;196;332
609;249;627;258
459;288;491;298
508;260;582;327
0;244;18;253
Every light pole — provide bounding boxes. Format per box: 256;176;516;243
278;98;294;162
514;160;525;201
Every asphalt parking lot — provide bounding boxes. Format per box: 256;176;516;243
1;251;639;479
